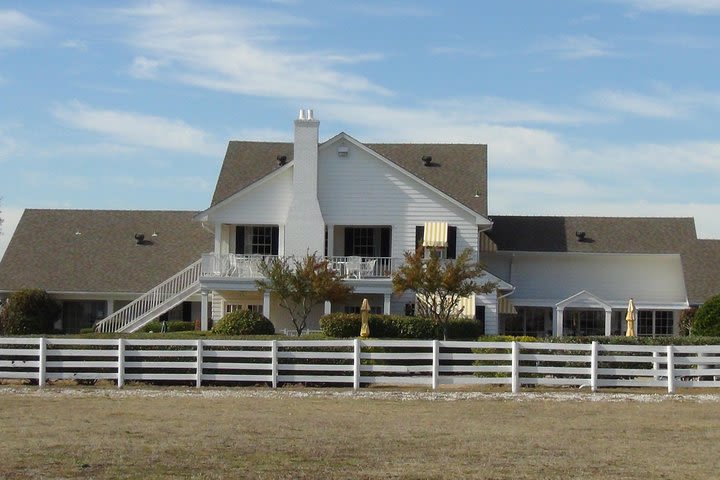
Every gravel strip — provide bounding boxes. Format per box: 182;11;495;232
2;385;720;403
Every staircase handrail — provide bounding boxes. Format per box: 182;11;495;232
94;259;202;333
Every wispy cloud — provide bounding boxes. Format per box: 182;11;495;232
51;101;222;155
111;1;390;100
61;39;87;51
0;9;43;49
588;87;720;118
614;0;720;15
0;131;18;162
429;46;495;57
532;35;613;60
113;175;212;191
347;3;432;17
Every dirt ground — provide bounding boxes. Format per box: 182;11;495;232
1;385;719;479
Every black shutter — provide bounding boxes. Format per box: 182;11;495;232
182;302;192;322
415;226;424;251
380;228;391;257
447;226;457;259
344;228;353;256
271;226;279;255
475;306;486;335
235;226;245;254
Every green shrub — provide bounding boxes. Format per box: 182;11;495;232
319;313;483;339
141;320;196;333
0;289;61;335
211;310;275;336
692;294;720;336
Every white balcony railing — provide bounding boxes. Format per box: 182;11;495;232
201;254;398;280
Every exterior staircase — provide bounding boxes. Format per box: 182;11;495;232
94;260;202;333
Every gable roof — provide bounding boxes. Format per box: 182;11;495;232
0;209;214;294
210;140;488;216
487;216;698;254
681;239;720;305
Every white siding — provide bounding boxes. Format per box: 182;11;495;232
509;253;687;307
208;168;293;225
317;141;479;258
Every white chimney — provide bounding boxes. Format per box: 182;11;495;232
284;109;325;258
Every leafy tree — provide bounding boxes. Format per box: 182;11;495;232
256;253;353;336
392;248;495;340
0;289;62;335
692;294;720;336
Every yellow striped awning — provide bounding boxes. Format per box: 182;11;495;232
498;296;517;315
417;293;475;318
423;221;448;247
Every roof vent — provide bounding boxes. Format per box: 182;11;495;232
134;233;145;245
277;155;287;166
422;155;432;166
575;231;586;242
337;146;349;157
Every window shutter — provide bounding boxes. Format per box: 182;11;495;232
475;306;486;335
447;226;457;259
271;226;279;255
235;226;245;254
344;228;353;256
380;228;391;258
415;226;424;250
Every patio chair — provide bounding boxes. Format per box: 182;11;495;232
360;259;377;278
346;256;362;279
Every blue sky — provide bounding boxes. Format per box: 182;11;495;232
1;0;720;258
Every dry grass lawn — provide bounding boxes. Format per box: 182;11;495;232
1;387;719;479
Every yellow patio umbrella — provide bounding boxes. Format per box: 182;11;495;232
625;298;636;337
360;298;371;339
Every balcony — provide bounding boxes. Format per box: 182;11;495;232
200;253;398;280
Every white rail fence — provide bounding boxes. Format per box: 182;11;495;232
2;338;719;393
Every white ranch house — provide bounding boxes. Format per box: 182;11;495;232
1;110;719;336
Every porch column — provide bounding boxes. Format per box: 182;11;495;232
106;299;114;316
604;308;612;336
214;223;223;253
383;293;391;315
200;290;209;331
326;224;334;257
555;307;564;337
263;291;271;320
324;300;332;315
278;225;285;257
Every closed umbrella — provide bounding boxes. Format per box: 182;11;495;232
360;298;370;339
625;298;636;337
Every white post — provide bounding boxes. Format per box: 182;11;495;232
200;290;209;331
326;224;334;256
263;291;272;320
653;351;660;381
667;345;675;394
117;338;125;388
38;337;46;389
432;340;440;390
511;341;520;393
353;338;361;390
278;224;285;256
604;309;612;336
383;294;391;315
196;339;203;388
324;300;332;316
555;308;564;337
590;341;598;393
271;340;278;388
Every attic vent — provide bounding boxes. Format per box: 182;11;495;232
575;231;586;242
422;155;432;166
337;146;349;157
277;155;287;166
134;233;145;245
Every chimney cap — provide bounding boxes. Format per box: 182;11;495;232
297;108;316;121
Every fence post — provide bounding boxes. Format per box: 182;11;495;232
117;338;125;388
38;337;46;389
667;345;675;394
432;340;440;390
590;341;598;393
353;338;360;390
511;341;520;394
652;351;660;381
271;340;278;388
196;339;203;388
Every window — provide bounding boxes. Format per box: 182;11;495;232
404;303;415;316
352;228;375;257
503;307;551;337
637;310;674;337
415;225;457;259
563;309;604;336
344;305;381;314
344;227;391;258
251;226;274;255
226;304;263;314
235;225;278;255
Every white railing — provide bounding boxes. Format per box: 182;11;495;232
201;253;398;280
2;338;720;392
94;260;202;333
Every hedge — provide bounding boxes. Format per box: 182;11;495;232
319;313;483;340
477;335;720;345
692;294;720;336
141;320;196;333
211;310;275;336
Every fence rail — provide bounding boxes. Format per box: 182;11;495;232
2;338;719;392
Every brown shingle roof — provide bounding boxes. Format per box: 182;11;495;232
0;209;213;294
682;240;720;305
210;140;488;216
487;216;697;254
